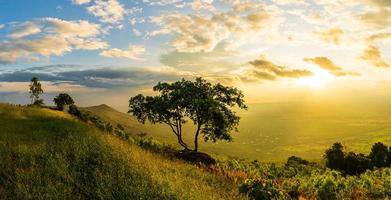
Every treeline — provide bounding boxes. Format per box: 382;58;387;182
324;142;391;175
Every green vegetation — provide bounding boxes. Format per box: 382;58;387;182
53;93;74;110
324;142;391;175
0;103;245;200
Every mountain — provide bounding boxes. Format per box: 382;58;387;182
0;103;244;199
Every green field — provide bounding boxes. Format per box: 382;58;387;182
0;104;244;199
84;101;391;162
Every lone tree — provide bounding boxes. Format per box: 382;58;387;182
54;93;75;110
128;77;247;152
29;77;44;105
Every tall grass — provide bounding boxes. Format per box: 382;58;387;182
0;104;245;199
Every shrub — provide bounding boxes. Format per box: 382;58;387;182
369;142;388;168
344;152;371;175
324;143;345;172
316;178;338;200
239;179;286;200
286;156;309;167
68;105;81;118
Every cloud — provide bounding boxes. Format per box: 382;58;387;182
243;58;313;82
100;45;145;60
314;27;344;44
366;32;391;42
150;4;272;52
191;0;215;12
142;0;185;6
359;8;391;27
360;45;390;67
304;57;360;76
0;18;107;64
160;42;237;71
8;22;41;39
0;81;90;93
358;1;391;28
0;65;192;88
87;0;126;24
72;0;91;5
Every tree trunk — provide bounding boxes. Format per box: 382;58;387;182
178;136;190;151
194;124;201;152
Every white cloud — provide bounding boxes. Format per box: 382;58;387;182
132;28;142;37
100;45;145;60
8;22;41;39
150;4;273;52
87;0;126;24
0;18;107;64
72;0;91;5
191;0;215;12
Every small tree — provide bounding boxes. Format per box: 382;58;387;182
128;77;247;152
29;77;44;105
324;143;345;171
53;93;75;110
369;142;388;168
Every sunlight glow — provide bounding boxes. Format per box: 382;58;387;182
296;68;333;89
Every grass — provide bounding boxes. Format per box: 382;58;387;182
0;103;245;200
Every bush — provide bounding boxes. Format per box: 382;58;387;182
344;152;371;175
369;142;388;168
239;179;286;200
324;143;345;172
175;150;216;166
68;105;81;118
286;156;309;167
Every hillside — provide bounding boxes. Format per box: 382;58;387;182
0;104;245;199
81;104;143;135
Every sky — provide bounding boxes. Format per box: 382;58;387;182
0;0;390;110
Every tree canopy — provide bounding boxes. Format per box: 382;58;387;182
54;93;75;110
128;77;247;152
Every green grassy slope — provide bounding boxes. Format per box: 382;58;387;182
0;104;245;200
84;102;391;162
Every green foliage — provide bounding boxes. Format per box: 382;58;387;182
68;104;82;117
285;156;309;167
324;143;345;172
344;152;371;175
324;142;391;175
29;77;44;105
239;179;286;200
129;77;247;151
369;142;389;168
53;93;75;110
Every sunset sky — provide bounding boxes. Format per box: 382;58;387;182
0;0;390;109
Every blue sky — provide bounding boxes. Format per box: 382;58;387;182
0;0;390;109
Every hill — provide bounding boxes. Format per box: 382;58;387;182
81;104;143;135
0;103;245;199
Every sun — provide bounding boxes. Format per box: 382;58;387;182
296;67;333;89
